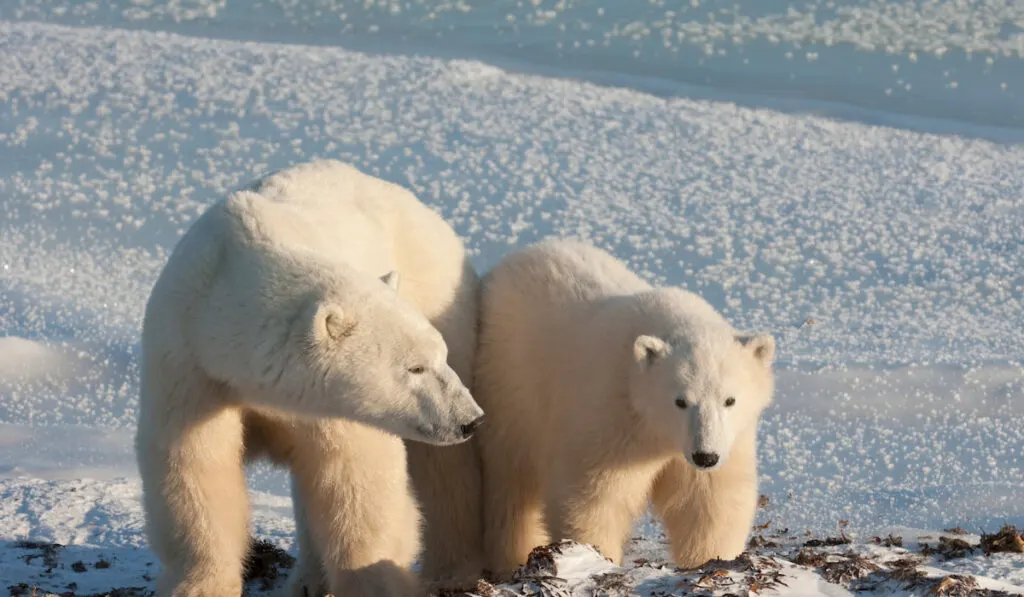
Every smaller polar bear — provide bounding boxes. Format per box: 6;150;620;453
474;240;776;576
136;160;485;597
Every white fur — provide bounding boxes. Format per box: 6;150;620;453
474;240;776;576
136;159;487;597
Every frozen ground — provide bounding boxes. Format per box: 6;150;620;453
0;0;1022;594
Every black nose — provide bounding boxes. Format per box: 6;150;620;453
692;451;719;468
460;415;485;438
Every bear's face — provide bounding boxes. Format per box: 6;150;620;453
630;331;775;470
279;272;484;446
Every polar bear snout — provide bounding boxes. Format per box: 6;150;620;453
691;451;720;469
459;414;485;439
409;366;485;446
444;395;485;442
415;413;481;445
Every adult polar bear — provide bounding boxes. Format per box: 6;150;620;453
474;240;776;576
136;159;485;597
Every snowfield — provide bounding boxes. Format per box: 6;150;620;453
0;0;1022;595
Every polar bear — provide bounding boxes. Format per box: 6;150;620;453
473;240;776;576
136;160;486;597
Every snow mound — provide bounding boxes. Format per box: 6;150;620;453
0;337;78;381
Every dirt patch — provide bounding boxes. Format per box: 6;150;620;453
14;542;64;572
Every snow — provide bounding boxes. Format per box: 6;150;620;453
0;0;1022;594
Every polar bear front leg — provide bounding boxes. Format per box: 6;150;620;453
289;420;422;597
650;450;759;568
139;402;250;597
545;465;660;566
478;439;548;579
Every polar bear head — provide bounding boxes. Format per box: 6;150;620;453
627;291;775;470
269;270;484;446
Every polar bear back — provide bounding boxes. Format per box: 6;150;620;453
224;160;477;355
239;160;465;285
475;241;656;449
143;159;478;397
483;240;650;304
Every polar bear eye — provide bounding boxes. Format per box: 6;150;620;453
674;397;688;409
725;397;736;407
408;366;425;375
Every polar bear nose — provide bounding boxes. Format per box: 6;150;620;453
459;415;485;439
692;451;719;469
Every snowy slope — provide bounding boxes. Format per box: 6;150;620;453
0;0;1022;594
2;0;1023;136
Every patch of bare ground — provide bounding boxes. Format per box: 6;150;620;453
14;541;63;572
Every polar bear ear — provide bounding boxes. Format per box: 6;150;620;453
737;333;775;366
634;335;671;370
310;303;357;344
380;270;400;291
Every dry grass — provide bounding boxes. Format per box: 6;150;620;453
887;557;927;585
791;549;826;567
803;536;850;548
873;534;904;548
980;525;1024;555
593;571;632;595
928;574;979;596
241;538;295;592
738;554;789;594
819;554;880;585
922;536;977;560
